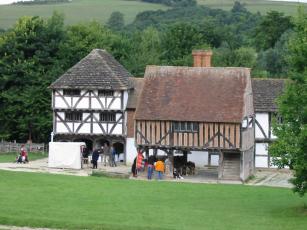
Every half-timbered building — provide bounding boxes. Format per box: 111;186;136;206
50;49;132;154
134;51;255;181
252;79;285;168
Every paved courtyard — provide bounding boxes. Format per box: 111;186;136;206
0;158;293;188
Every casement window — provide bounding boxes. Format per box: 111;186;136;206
100;112;116;122
98;90;114;97
173;122;198;132
65;112;82;122
63;89;81;96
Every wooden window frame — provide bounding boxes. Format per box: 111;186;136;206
63;89;81;96
100;112;116;123
98;90;114;97
65;112;82;122
173;121;198;133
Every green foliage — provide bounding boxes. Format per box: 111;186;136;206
213;44;256;68
254;11;293;51
107;11;125;31
0;12;65;142
121;27;162;76
269;8;307;196
255;30;292;78
161;22;205;65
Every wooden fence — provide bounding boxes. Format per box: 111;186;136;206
0;141;47;153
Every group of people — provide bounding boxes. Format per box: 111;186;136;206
90;143;117;169
131;150;173;180
16;145;29;164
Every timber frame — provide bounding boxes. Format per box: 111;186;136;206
135;120;248;151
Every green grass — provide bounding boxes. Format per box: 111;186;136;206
197;0;307;16
0;152;47;163
0;0;168;29
0;170;306;230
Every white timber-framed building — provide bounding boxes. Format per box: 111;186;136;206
49;49;132;156
50;49;286;180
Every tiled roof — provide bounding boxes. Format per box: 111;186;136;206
252;79;286;112
50;49;132;90
127;77;144;109
135;66;251;123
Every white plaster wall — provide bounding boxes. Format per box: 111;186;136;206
255;113;269;138
93;124;102;134
148;149;166;156
256;156;268;167
93;113;99;122
188;151;208;167
55;97;69;109
111;124;122;135
75;97;89;109
116;113;122;121
123;91;128;110
108;98;121;110
92;98;103;109
56;112;65;121
77;123;91;134
126;138;137;164
56;122;72;133
211;155;219;166
255;143;268;156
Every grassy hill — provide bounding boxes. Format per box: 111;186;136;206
0;0;168;29
197;0;307;15
0;0;306;29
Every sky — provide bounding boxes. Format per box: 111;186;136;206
0;0;307;5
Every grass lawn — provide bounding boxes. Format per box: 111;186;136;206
0;0;168;29
197;0;307;15
0;170;306;230
0;152;47;163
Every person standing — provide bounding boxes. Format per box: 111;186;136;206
147;155;155;180
103;142;111;166
92;146;101;169
110;145;117;167
20;145;28;163
155;158;165;180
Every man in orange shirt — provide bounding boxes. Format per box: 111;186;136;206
155;158;165;180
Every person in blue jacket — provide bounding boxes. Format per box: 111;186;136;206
92;146;101;169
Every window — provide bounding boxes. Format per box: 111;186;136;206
100;112;116;122
173;122;198;132
65;112;82;122
98;90;114;97
63;89;81;96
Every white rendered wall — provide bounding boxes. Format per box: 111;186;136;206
188;151;208;167
255;113;269;138
126;138;137;164
255;143;268;167
123;91;128;110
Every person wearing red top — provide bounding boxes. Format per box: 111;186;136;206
20;145;28;163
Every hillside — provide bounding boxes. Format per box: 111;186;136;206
0;0;168;29
197;0;307;15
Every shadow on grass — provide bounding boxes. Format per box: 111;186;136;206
91;170;130;179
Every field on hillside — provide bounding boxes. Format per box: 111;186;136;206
0;170;306;230
197;0;307;15
0;0;167;29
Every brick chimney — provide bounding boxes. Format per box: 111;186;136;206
192;50;213;67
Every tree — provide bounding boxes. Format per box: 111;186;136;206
269;8;307;196
0;12;65;142
107;11;125;31
121;27;162;76
161;22;204;65
254;11;293;51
